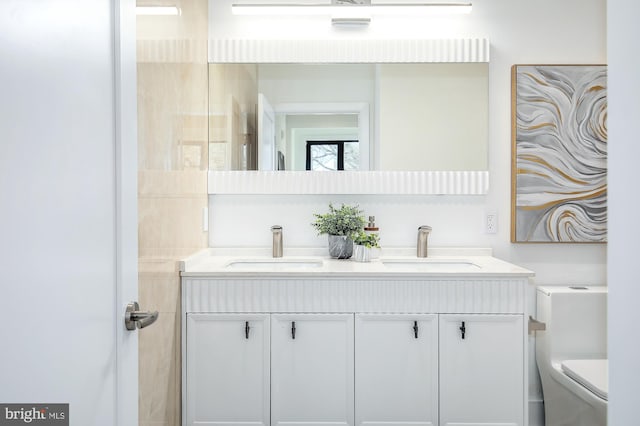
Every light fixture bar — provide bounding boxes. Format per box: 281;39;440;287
331;17;372;25
231;3;472;16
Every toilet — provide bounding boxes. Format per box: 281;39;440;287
535;286;608;426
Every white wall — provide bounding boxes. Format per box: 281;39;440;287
208;1;607;423
258;64;375;105
379;63;488;171
607;0;640;424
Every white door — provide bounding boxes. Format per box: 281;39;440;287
0;1;139;425
355;314;438;426
258;93;276;170
271;314;355;426
186;314;270;426
439;314;524;426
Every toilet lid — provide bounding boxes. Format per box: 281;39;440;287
561;359;608;401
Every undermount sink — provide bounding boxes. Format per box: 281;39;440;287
225;258;324;270
381;258;481;272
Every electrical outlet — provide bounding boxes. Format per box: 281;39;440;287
485;211;498;234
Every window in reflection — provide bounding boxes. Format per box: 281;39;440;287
306;140;359;171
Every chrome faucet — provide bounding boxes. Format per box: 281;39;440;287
417;225;432;258
271;225;283;258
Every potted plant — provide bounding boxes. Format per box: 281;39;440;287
352;230;380;262
312;203;366;259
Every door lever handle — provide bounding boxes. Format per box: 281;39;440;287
125;302;159;331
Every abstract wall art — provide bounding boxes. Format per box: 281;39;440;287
511;65;607;243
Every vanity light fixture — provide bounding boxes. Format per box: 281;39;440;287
136;6;181;16
230;3;473;20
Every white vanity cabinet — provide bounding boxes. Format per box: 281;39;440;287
355;314;439;426
439;314;524;426
271;314;354;426
181;271;532;426
185;313;270;426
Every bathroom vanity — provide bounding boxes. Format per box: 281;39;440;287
180;249;534;426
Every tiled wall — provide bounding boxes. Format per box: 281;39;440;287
137;1;209;425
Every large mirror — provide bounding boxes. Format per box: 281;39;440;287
208;62;488;172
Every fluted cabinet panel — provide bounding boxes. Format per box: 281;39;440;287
183;278;526;314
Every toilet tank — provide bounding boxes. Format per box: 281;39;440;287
536;286;607;363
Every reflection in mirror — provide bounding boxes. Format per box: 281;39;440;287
208;63;488;172
282;114;360;171
271;101;369;171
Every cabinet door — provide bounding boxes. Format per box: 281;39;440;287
439;314;524;426
271;314;354;426
355;314;438;426
186;314;270;426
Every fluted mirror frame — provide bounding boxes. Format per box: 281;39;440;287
208;38;490;195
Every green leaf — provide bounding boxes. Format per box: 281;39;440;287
311;203;366;238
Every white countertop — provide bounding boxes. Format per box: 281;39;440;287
180;248;535;279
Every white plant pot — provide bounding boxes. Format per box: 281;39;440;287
353;244;371;262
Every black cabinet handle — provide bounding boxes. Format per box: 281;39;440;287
291;321;296;339
459;321;466;339
245;321;250;339
413;321;419;339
